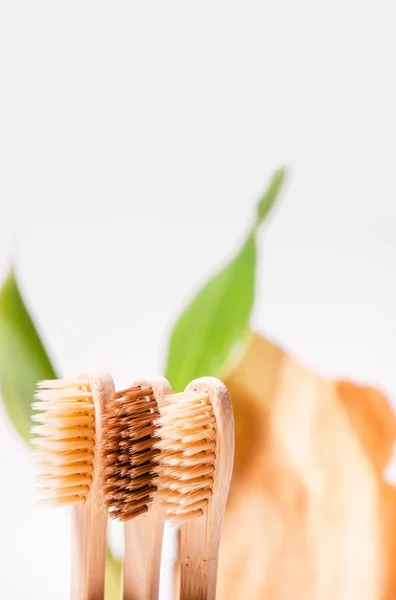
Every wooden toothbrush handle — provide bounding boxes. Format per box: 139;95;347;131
123;375;173;600
179;377;235;600
71;502;107;600
179;518;222;600
70;371;114;600
123;497;165;600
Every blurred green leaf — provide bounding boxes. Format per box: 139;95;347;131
105;546;122;600
165;168;286;390
255;168;286;229
0;269;56;442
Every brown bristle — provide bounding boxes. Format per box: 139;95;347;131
101;386;160;521
154;391;216;524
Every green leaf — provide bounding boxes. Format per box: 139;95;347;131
0;269;56;442
255;168;286;229
165;168;286;391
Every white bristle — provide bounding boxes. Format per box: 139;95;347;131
31;379;95;506
36;378;88;389
154;391;216;524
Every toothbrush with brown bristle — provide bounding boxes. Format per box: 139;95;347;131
154;377;235;600
101;374;173;600
31;371;115;600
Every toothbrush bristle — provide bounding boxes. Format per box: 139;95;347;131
31;379;95;505
101;386;160;521
154;390;216;524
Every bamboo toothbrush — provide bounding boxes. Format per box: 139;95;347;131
101;374;173;600
31;371;115;600
154;377;235;600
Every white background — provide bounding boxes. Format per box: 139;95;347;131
1;1;396;598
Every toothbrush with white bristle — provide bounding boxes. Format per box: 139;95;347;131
154;377;235;600
31;371;114;600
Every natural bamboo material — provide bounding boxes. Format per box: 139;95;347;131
32;370;115;600
71;371;114;600
122;375;173;600
100;374;173;600
180;378;234;600
156;377;235;600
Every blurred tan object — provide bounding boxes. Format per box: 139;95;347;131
219;333;396;600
